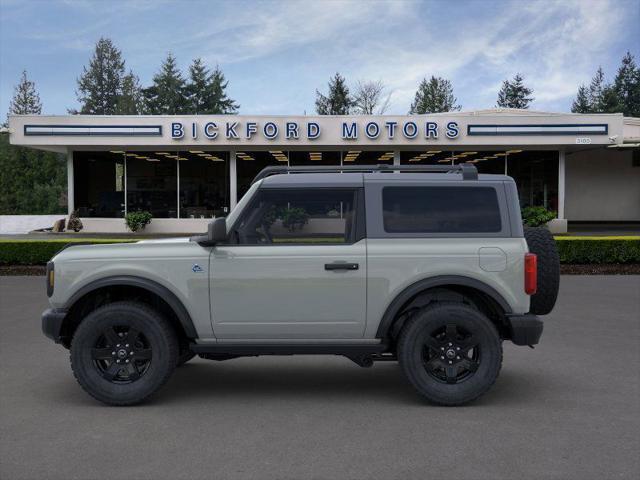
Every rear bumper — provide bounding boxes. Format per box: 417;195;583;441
42;308;68;344
507;314;543;346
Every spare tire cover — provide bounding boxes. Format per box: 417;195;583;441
524;227;560;315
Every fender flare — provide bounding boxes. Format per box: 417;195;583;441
64;275;198;338
375;275;512;339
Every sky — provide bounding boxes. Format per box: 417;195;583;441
0;0;638;117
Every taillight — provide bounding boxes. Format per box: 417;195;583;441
524;253;537;295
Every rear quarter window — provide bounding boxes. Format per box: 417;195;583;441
382;186;502;233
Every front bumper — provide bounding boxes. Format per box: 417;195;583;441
42;308;68;344
507;314;543;346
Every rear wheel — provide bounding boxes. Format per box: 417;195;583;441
70;301;178;406
398;302;502;405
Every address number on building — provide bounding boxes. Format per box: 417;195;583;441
576;137;592;144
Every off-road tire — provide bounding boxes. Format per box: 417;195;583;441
70;301;178;406
524;227;560;315
398;302;502;406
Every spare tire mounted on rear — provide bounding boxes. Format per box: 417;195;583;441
524;227;560;315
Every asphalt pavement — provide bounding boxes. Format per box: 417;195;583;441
1;275;639;480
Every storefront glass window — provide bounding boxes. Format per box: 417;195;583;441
343;150;395;165
507;151;558;211
237;151;286;199
288;151;341;166
126;152;177;218
73;151;125;218
178;151;229;218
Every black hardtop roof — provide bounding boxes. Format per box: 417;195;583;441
255;164;514;187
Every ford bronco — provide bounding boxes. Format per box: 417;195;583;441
41;164;560;406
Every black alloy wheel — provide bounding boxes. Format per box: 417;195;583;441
70;301;178;406
398;302;502;406
421;323;480;385
91;325;152;383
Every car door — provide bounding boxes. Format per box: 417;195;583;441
209;186;367;339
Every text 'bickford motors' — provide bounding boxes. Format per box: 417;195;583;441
171;120;461;141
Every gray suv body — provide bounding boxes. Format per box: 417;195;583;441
42;164;558;406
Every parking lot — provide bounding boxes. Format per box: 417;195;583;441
1;275;639;480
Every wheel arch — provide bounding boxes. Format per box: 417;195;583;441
375;275;512;341
61;276;197;347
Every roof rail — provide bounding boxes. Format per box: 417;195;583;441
251;163;478;184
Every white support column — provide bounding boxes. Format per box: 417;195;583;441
176;158;180;219
229;150;237;211
558;149;566;220
66;149;74;216
393;150;400;172
548;149;568;234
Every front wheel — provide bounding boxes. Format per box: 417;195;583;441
398;302;502;406
70;301;178;406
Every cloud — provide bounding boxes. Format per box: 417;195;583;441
1;0;637;115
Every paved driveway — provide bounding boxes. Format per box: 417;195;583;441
1;275;639;480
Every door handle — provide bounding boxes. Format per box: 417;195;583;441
325;262;359;271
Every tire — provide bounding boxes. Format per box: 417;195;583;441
70;301;178;406
398;302;502;406
524;227;560;315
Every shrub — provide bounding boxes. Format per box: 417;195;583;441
280;207;309;232
522;206;556;227
66;210;83;232
0;239;137;265
125;211;152;232
554;237;640;264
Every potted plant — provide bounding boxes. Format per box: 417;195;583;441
125;211;153;232
521;206;556;228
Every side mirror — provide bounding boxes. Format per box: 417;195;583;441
208;217;227;244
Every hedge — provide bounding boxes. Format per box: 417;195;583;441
554;236;640;264
0;239;137;265
1;236;639;265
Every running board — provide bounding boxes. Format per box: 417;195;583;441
190;343;390;367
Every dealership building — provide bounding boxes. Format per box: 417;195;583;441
8;109;640;234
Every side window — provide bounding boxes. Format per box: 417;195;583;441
382;186;502;233
232;188;358;245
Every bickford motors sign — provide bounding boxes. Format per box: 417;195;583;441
171;119;461;141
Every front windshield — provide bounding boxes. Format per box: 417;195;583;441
225;180;261;231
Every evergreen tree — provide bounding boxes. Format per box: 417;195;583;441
207;65;239;114
186;58;209;114
75;37;126;114
571;85;591;113
1;71;66;214
409;76;460;114
9;70;42;116
613;51;640;117
116;71;144;114
185;59;239;114
0;134;67;214
587;66;607;111
496;73;534;109
143;53;188;114
315;73;353;115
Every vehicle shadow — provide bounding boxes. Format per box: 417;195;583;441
153;358;548;407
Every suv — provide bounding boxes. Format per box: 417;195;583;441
42;164;559;406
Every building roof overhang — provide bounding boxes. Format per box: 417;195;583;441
6;110;631;153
